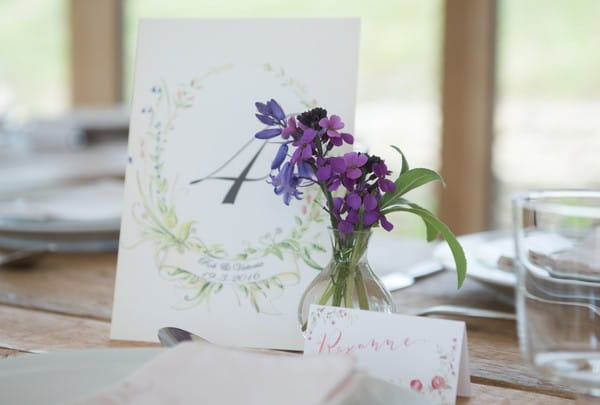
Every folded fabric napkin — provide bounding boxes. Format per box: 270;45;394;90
473;230;600;280
529;227;600;281
474;233;574;272
74;341;417;405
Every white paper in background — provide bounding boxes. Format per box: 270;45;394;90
304;305;472;405
110;19;360;350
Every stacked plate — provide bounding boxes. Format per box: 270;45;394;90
0;179;122;252
0;144;125;253
434;231;517;290
435;230;597;291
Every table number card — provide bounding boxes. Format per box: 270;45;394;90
304;305;471;405
111;19;359;350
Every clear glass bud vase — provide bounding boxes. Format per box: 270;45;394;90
298;228;396;330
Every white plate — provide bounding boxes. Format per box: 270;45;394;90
434;231;517;289
0;233;119;252
0;179;122;234
0;348;162;405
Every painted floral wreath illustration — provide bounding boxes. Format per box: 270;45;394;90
128;65;326;312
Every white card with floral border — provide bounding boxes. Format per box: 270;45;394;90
304;305;472;405
110;19;359;350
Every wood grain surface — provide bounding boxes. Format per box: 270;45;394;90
0;249;579;402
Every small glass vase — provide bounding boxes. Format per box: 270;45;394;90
298;228;396;330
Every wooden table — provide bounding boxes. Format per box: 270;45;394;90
0;246;576;404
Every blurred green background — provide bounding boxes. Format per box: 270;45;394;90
2;0;599;235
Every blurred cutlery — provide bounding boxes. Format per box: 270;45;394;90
416;305;515;320
0;247;48;268
158;327;294;355
381;260;445;291
158;327;209;348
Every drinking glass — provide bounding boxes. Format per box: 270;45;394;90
513;190;600;402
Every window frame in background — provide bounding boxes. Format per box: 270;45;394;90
69;0;497;236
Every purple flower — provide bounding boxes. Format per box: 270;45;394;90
330;156;346;173
346;209;359;224
290;128;317;165
363;209;379;226
255;102;271;116
318;115;354;148
254;98;286;135
380;215;394;231
363;193;378;211
282;117;298;139
378;178;395;193
255;99;286;122
331;197;344;221
255;128;282;139
297;161;315;181
340;132;354;144
372;162;388;178
268;162;302;205
341;175;358;191
338;220;354;234
346;192;361;210
327;176;342;192
271;144;288;170
319;115;344;138
315;156;343;182
342;152;368;180
255;99;398;234
267;99;286;121
362;208;393;231
255;114;277;126
328;137;343;147
316;157;333;181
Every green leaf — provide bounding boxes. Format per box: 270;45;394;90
424;220;440;242
311;243;327;253
294;216;303;226
271;277;284;289
302;248;323;270
381;203;467;288
250;294;260;312
380;168;445;208
390;145;409;174
267;246;284;260
278;239;301;252
168;267;187;277
157;199;168;214
177;221;194;241
165;207;178;228
185;282;211;301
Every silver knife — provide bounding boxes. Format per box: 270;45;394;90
381;260;445;292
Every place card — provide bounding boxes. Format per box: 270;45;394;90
304;305;471;405
110;19;359;350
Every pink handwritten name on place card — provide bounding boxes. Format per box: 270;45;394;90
304;305;471;405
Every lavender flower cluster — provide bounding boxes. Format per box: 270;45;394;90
254;99;396;234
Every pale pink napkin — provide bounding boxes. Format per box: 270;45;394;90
75;341;357;405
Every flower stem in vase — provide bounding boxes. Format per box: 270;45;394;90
251;98;467;331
